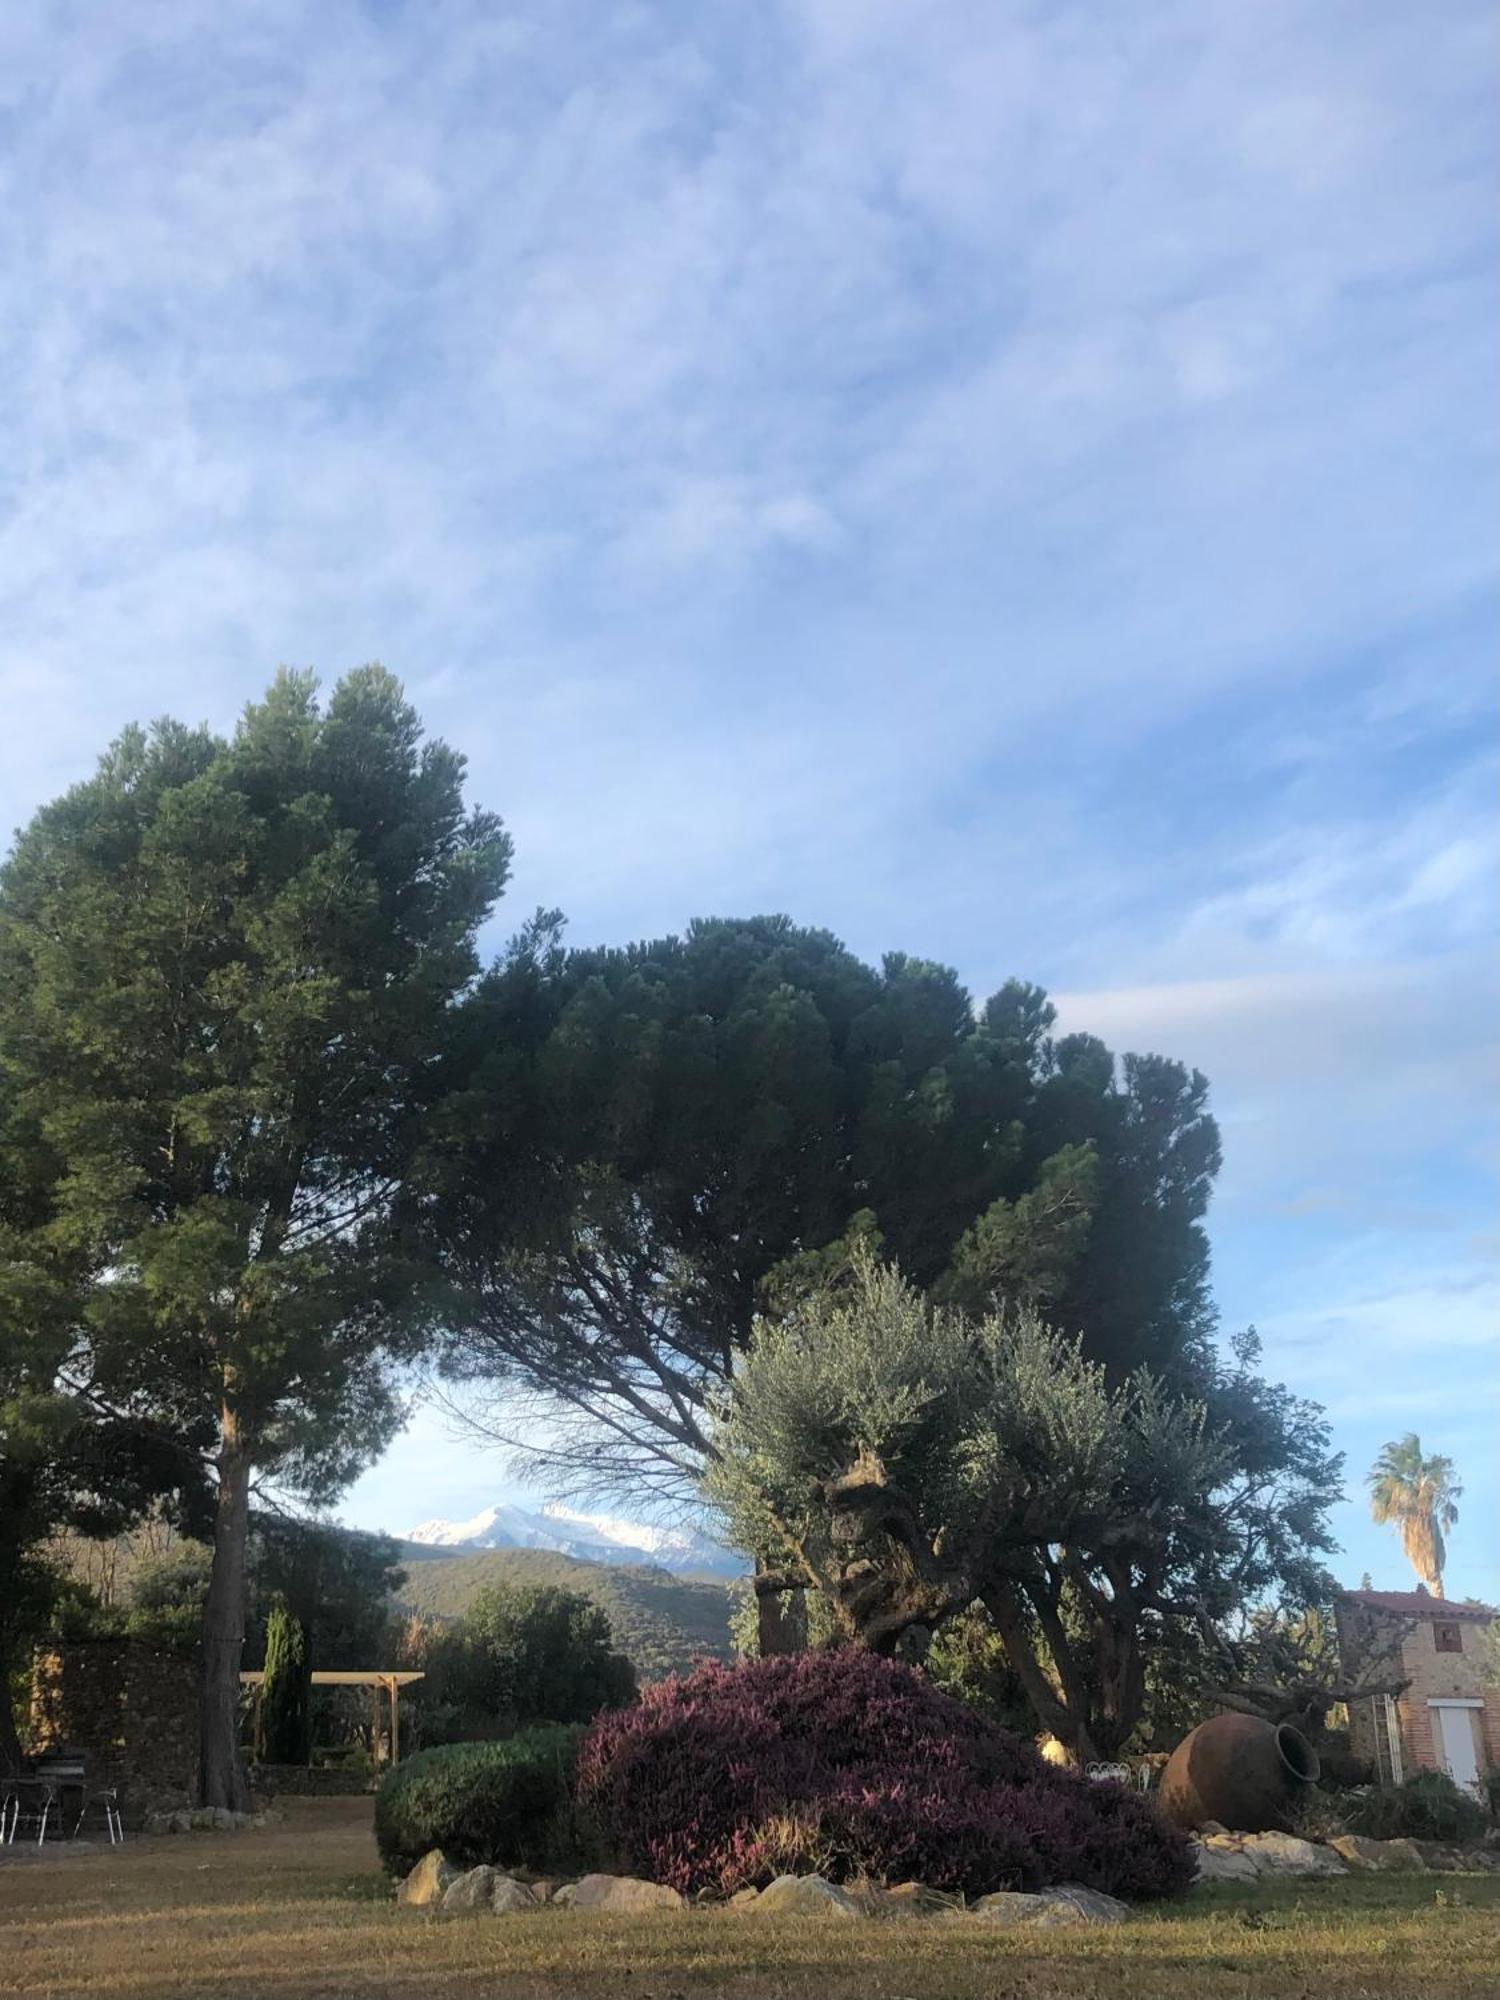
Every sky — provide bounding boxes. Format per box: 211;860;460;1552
2;1;1494;1597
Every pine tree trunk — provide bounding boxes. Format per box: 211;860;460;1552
199;1415;252;1811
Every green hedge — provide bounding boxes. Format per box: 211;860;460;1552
1345;1770;1486;1846
374;1726;588;1877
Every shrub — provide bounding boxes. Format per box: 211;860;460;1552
259;1599;311;1765
412;1585;638;1746
374;1725;588;1877
1345;1770;1486;1846
576;1651;1191;1900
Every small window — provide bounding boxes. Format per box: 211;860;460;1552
1433;1621;1462;1654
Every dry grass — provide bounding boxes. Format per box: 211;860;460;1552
2;1798;1496;2000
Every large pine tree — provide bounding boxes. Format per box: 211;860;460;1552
0;669;508;1805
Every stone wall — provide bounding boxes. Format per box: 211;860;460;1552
30;1639;198;1824
1336;1602;1499;1782
1390;1615;1499;1780
249;1761;373;1796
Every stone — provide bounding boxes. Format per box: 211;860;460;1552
143;1812;172;1836
880;1881;960;1918
973;1884;1131;1925
170;1810;194;1835
1190;1841;1261;1883
552;1873;686;1913
971;1892;1053;1924
489;1876;541;1914
728;1886;761;1908
1331;1834;1422;1873
528;1879;559;1904
1033;1885;1131;1925
750;1874;862;1918
1378;1838;1431;1871
443;1866;503;1912
1197;1820;1230;1837
1236;1832;1346;1878
397;1849;460;1907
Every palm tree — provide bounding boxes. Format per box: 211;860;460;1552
1368;1434;1462;1596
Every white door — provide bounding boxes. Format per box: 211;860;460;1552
1433;1704;1480;1790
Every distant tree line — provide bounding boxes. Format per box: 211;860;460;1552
1;667;1346;1801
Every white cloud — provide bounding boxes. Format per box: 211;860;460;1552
0;3;1492;1579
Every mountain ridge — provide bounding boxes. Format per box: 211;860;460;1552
392;1544;737;1681
402;1499;744;1578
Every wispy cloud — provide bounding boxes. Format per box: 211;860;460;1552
1;2;1492;1587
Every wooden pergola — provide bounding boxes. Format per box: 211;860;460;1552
239;1669;424;1765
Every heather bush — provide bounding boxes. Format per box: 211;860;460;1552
375;1725;590;1877
576;1650;1191;1900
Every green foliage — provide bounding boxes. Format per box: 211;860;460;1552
707;1248;1342;1760
373;1727;590;1876
424;925;1222;1503
245;1519;406;1671
1368;1435;1462;1596
413;1583;636;1745
259;1599;312;1765
0;667;510;1801
923;1604;1036;1736
1346;1771;1486;1846
395;1547;733;1684
126;1545;212;1649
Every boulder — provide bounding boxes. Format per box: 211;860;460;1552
143;1812;172;1836
971;1892;1053;1924
489;1875;540;1914
1331;1834;1424;1873
553;1873;686;1913
443;1866;506;1913
973;1885;1131;1925
170;1810;194;1835
1378;1838;1432;1871
1033;1885;1131;1925
1237;1831;1346;1877
1409;1841;1491;1873
880;1881;960;1918
1190;1840;1260;1883
397;1849;460;1907
728;1886;761;1908
751;1874;862;1918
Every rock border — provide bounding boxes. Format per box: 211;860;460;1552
394;1852;1135;1926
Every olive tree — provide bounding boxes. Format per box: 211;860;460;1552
706;1251;1342;1762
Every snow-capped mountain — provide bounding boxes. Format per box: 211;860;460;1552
403;1500;743;1577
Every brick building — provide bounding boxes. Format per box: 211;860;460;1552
1335;1587;1497;1791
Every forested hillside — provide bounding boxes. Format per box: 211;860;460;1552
393;1545;735;1681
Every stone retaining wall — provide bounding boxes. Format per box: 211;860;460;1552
30;1639;199;1824
249;1762;374;1796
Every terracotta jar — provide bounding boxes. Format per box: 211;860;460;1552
1158;1713;1320;1833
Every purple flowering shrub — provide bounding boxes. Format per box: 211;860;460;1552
576;1650;1192;1899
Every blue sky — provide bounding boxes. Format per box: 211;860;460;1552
2;2;1494;1597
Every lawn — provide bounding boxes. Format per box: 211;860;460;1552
1;1799;1495;2000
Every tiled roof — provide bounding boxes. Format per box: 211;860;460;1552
1339;1588;1495;1622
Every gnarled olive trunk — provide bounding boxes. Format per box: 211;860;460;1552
199;1413;252;1811
754;1563;806;1655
